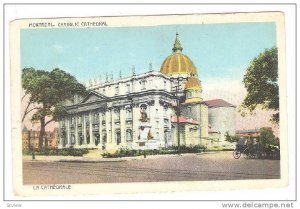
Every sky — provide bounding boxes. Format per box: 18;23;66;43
20;22;276;82
20;22;278;133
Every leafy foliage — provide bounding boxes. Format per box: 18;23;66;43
259;127;279;146
225;132;239;143
102;145;207;158
23;148;90;156
22;67;87;148
241;47;279;123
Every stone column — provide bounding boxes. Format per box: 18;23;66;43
111;109;115;145
120;107;126;144
83;114;86;145
66;117;71;147
105;109;111;144
89;111;93;147
99;111;102;146
132;103;139;143
75;115;78;147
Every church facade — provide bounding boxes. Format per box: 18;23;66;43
58;33;235;150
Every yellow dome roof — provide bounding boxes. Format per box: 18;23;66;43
160;53;197;75
160;33;197;76
185;77;202;91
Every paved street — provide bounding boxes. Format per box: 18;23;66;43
23;152;280;184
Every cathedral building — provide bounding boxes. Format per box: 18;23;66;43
58;33;235;150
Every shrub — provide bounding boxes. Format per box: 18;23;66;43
22;148;90;156
101;145;207;158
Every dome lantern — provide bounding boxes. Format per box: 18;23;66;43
172;32;183;53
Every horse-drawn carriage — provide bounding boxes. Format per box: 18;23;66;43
232;138;280;160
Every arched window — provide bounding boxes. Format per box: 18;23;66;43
139;104;148;122
115;129;121;145
71;134;75;144
102;131;107;143
126;129;132;141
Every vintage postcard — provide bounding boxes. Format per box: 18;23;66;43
10;12;287;196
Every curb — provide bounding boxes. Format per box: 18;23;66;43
22;152;224;163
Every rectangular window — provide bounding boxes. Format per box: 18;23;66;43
115;85;119;95
155;109;159;118
126;83;131;93
156;132;159;139
126;108;132;120
141;80;146;90
163;107;168;118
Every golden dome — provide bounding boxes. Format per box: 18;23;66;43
160;33;197;76
185;76;202;91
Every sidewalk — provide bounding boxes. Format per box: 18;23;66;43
22;155;125;162
22;152;217;163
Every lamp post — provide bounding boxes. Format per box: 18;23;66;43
29;129;35;160
173;77;181;154
199;103;202;145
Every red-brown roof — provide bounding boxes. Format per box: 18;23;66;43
171;116;199;125
203;99;236;108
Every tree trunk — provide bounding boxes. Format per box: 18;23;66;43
39;118;45;149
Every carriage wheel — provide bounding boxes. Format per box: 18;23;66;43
243;152;249;159
258;151;267;159
233;150;241;159
250;152;256;159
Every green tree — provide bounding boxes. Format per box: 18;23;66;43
225;132;239;143
259;127;278;146
22;68;87;149
241;47;279;123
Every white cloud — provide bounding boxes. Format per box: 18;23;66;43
202;77;246;106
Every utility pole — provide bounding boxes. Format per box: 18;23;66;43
29;130;35;160
199;103;202;145
174;77;181;154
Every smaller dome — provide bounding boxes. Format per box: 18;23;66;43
185;77;202;91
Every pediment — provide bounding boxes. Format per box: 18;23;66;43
80;91;107;104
